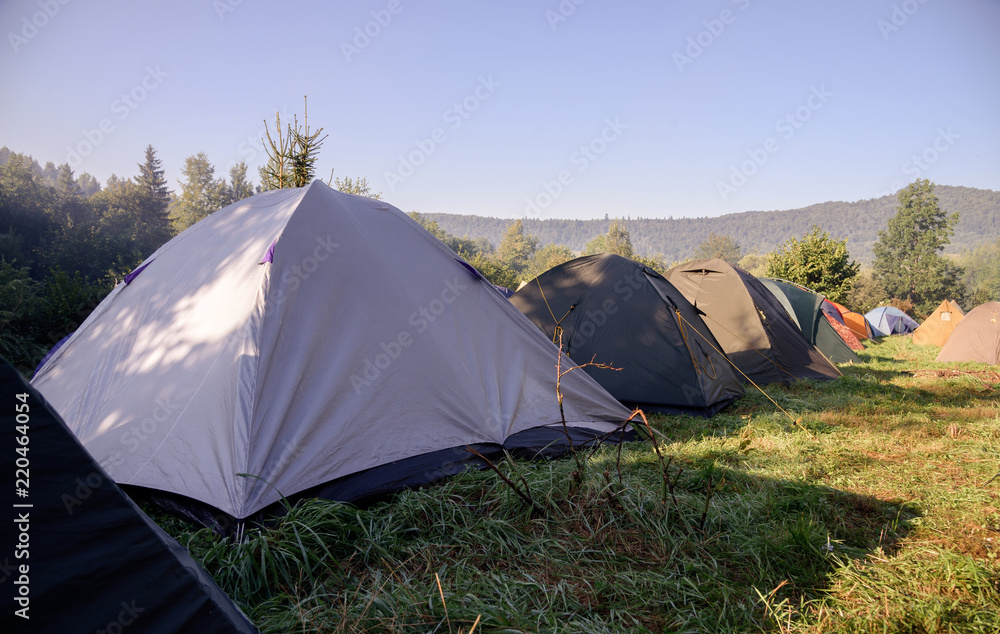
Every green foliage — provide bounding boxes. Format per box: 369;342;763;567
847;269;888;314
0;259;46;372
632;253;669;274
584;218;635;259
956;238;1000;304
408;211;481;256
873;179;964;314
0;152;57;271
222;161;255;205
259;111;293;191
260;97;328;190
169;153;226;232
0;146;173;373
738;252;769;277
603;218;634;258
766;225;860;303
332;175;381;200
524;243;575;280
694;232;742;263
136;144;172;213
582;232;605;255
288;104;326;188
459;249;520;289
496;219;539;273
421;185;1000;266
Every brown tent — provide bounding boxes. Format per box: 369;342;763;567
935;302;1000;365
665;259;841;385
913;299;965;347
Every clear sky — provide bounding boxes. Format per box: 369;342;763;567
2;0;998;219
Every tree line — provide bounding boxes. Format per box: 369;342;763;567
416;180;995;319
3;119;997;378
425;185;999;265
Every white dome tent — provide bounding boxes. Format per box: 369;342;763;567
32;181;631;530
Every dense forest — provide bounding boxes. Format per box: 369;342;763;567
425;185;1000;265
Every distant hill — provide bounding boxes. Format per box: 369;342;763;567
426;185;999;265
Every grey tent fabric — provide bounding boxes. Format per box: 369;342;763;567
32;182;631;524
865;306;919;337
1;358;258;633
510;254;744;416
665;259;841;385
935;302;1000;364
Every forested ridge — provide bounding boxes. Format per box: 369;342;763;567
425;185;1000;264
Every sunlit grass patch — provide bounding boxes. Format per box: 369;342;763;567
153;336;1000;633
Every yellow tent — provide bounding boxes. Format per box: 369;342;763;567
912;299;964;347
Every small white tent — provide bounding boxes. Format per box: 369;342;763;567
32;182;630;526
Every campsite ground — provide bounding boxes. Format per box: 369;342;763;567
160;336;1000;633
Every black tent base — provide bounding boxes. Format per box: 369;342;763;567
621;396;740;418
129;424;639;535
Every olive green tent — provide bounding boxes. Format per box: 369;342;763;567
665;259;841;385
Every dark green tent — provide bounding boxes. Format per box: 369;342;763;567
510;254;744;416
759;279;861;364
665;259;841;385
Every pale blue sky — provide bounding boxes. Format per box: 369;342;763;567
2;0;998;219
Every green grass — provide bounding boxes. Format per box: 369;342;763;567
158;336;1000;633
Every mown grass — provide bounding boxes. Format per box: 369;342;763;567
158;336;1000;633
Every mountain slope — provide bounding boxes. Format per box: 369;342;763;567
426;186;999;265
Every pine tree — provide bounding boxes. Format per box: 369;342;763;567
136;145;171;211
259;97;327;190
221;161;254;205
169;153;225;231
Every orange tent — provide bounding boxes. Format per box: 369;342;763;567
913;300;964;347
827;301;872;340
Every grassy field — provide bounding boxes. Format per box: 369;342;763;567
160;336;1000;633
